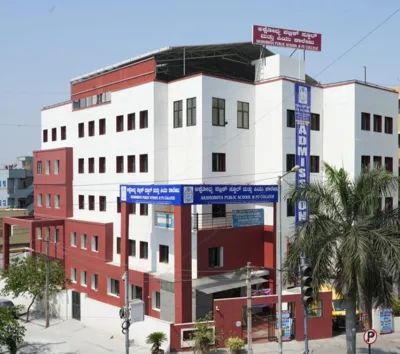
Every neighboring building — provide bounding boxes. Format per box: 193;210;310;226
0;156;34;214
0;209;29;252
2;43;398;336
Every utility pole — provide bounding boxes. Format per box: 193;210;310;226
44;228;50;328
124;271;130;354
300;256;311;354
246;262;253;354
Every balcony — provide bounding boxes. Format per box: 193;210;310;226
192;213;234;230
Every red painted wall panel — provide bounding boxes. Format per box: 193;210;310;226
71;58;156;101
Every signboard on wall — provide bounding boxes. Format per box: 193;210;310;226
252;25;322;52
120;184;278;205
232;209;264;227
295;83;311;225
379;308;393;334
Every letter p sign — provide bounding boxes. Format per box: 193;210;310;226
363;329;378;346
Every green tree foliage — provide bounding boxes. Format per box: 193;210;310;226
0;307;25;354
192;312;215;354
1;255;69;322
285;163;400;354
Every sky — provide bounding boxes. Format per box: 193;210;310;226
0;0;399;163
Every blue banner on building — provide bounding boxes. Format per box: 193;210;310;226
380;308;393;334
120;184;278;205
232;209;264;227
295;83;311;225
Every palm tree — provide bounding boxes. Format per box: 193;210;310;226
284;162;400;354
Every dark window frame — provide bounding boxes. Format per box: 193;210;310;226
237;101;249;129
212;153;226;172
212;98;226;127
173;100;183;128
187;97;196;126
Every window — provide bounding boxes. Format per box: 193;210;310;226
99;157;106;173
43;129;48;143
54;160;59;174
92;236;99;252
361;112;370;131
310;156;320;173
287;198;295;217
385;157;393;173
81;271;87;286
129;203;136;215
78;158;84;173
71;232;77;247
85;158;94;174
37;193;42;207
116;156;124;173
286;154;296;172
140;154;148;173
286;109;295;128
79;195;84;210
89;195;95;210
212;153;226;172
237;101;249;129
55;194;60;209
362;156;370;171
99;118;106;135
99;196;106;211
140;241;148;259
212;98;225;126
385;197;393;212
130;285;142;300
212;204;226;218
88;121;95;136
54;229;59;243
117;197;121;213
311;113;320;131
385;116;393;134
127;113;135;130
140;204;148;216
78;122;85;137
45;161;50;175
52;128;57;141
187;97;196;126
37;161;42;174
46;194;51;208
173;100;183;128
140;110;148;129
71;268;77;283
209;247;223;268
153;291;161;310
92;274;98;291
373;156;382;168
72;92;111;110
116;115;124;132
373;115;382;132
127;155;135;173
116;237;121;254
61;126;66;140
129;240;136;257
81;234;87;249
108;279;120;297
308;300;323;318
159;245;169;263
36;228;42;239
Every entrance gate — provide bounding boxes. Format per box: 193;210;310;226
72;291;81;321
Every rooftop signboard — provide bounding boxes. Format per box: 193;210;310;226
252;25;322;52
120;184;278;205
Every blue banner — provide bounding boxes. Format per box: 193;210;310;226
380;308;393;334
155;212;174;229
120;184;278;205
232;209;264;227
295;83;311;225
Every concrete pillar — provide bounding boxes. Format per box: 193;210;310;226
2;223;10;269
120;202;130;307
174;205;192;323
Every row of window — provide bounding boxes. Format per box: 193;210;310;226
72;92;111;110
115;238;169;263
78;154;148;174
361;155;393;172
286;154;320;173
287;110;320;130
43;127;66;143
37;193;60;208
361;113;393;134
36;227;60;243
37;160;60;175
70;232;99;252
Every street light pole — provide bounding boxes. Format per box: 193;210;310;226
277;165;300;354
45;228;50;328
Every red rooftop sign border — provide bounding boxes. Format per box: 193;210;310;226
252;25;322;52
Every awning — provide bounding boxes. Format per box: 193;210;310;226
194;277;266;295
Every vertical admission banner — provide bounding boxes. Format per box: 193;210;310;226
294;83;311;225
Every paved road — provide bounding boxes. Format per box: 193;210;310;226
7;318;400;353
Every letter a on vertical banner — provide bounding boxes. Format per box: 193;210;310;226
295;83;311;226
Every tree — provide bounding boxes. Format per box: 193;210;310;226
0;307;26;354
1;254;69;322
284;162;400;354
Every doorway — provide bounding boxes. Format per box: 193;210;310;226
71;291;81;321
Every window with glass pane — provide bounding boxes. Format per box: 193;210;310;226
187;97;196;126
173;100;183;128
237;101;249;129
212;98;225;126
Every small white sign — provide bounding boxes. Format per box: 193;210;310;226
363;329;378;345
235;321;241;327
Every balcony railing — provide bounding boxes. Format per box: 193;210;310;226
192;212;234;230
